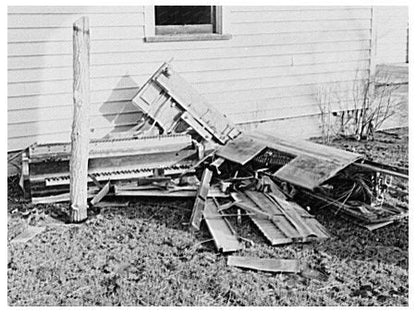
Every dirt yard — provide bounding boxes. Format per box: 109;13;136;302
7;128;408;306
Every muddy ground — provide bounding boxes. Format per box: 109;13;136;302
7;128;408;306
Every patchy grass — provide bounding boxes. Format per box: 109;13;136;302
8;128;408;306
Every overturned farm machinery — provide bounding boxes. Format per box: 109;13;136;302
20;61;408;253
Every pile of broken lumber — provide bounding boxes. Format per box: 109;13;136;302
20;62;408;253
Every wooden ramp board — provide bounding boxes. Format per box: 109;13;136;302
216;134;267;165
227;256;300;273
132;62;240;144
246;131;362;190
203;199;243;253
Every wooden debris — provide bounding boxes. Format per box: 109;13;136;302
209;157;225;175
93;201;129;208
245;131;362;190
114;187;196;198
10;225;46;244
203;199;242;253
25;134;198;203
189;168;213;230
132;62;240;144
227;256;300;273
90;181;110;206
232;191;329;245
216;134;267;165
31;188;99;204
364;220;394;231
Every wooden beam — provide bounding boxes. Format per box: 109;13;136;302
227;256;300;273
189;168;213;230
70;17;90;223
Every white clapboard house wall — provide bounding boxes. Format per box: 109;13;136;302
8;6;408;154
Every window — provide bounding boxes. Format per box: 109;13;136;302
155;6;216;35
144;5;231;42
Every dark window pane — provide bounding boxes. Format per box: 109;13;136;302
155;6;213;26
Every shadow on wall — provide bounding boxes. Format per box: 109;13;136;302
97;74;144;138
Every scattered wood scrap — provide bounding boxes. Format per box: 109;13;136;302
10;225;46;244
232;191;329;245
203;199;243;253
20;60;407;255
132;62;240;144
189;168;213;230
227;256;300;273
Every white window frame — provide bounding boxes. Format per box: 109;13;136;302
144;5;231;42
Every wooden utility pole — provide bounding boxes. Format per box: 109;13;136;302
70;17;90;222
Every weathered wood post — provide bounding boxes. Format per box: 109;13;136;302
70;17;90;222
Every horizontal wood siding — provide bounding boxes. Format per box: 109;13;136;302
374;6;408;64
8;6;373;151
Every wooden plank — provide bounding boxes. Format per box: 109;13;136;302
364;220;394;231
244;191;301;240
8;13;144;28
31;190;97;204
227;256;300;273
114;188;196;198
90;181;110;206
266;193;318;238
8;26;144;43
203;199;242;253
189;168;213;230
216;134;267;165
8;6;144;14
232;19;371;35
230;192;291;245
10;226;46;244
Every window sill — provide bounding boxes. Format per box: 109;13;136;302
145;33;232;43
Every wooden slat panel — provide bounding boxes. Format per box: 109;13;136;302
232;19;371;35
153;67;238;143
230;6;371;12
244;191;301;239
8;6;144;14
8;29;371;57
203;199;242;253
8;111;141;138
8;26;145;43
8;49;369;72
231;8;371;22
8;13;144;28
8;57;369;84
8;40;369;70
9;67;368;97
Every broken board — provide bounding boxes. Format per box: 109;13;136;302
232;191;329;245
203;199;243;253
245;131;362;190
227;256;300;273
189;168;213;230
216;134;267;165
